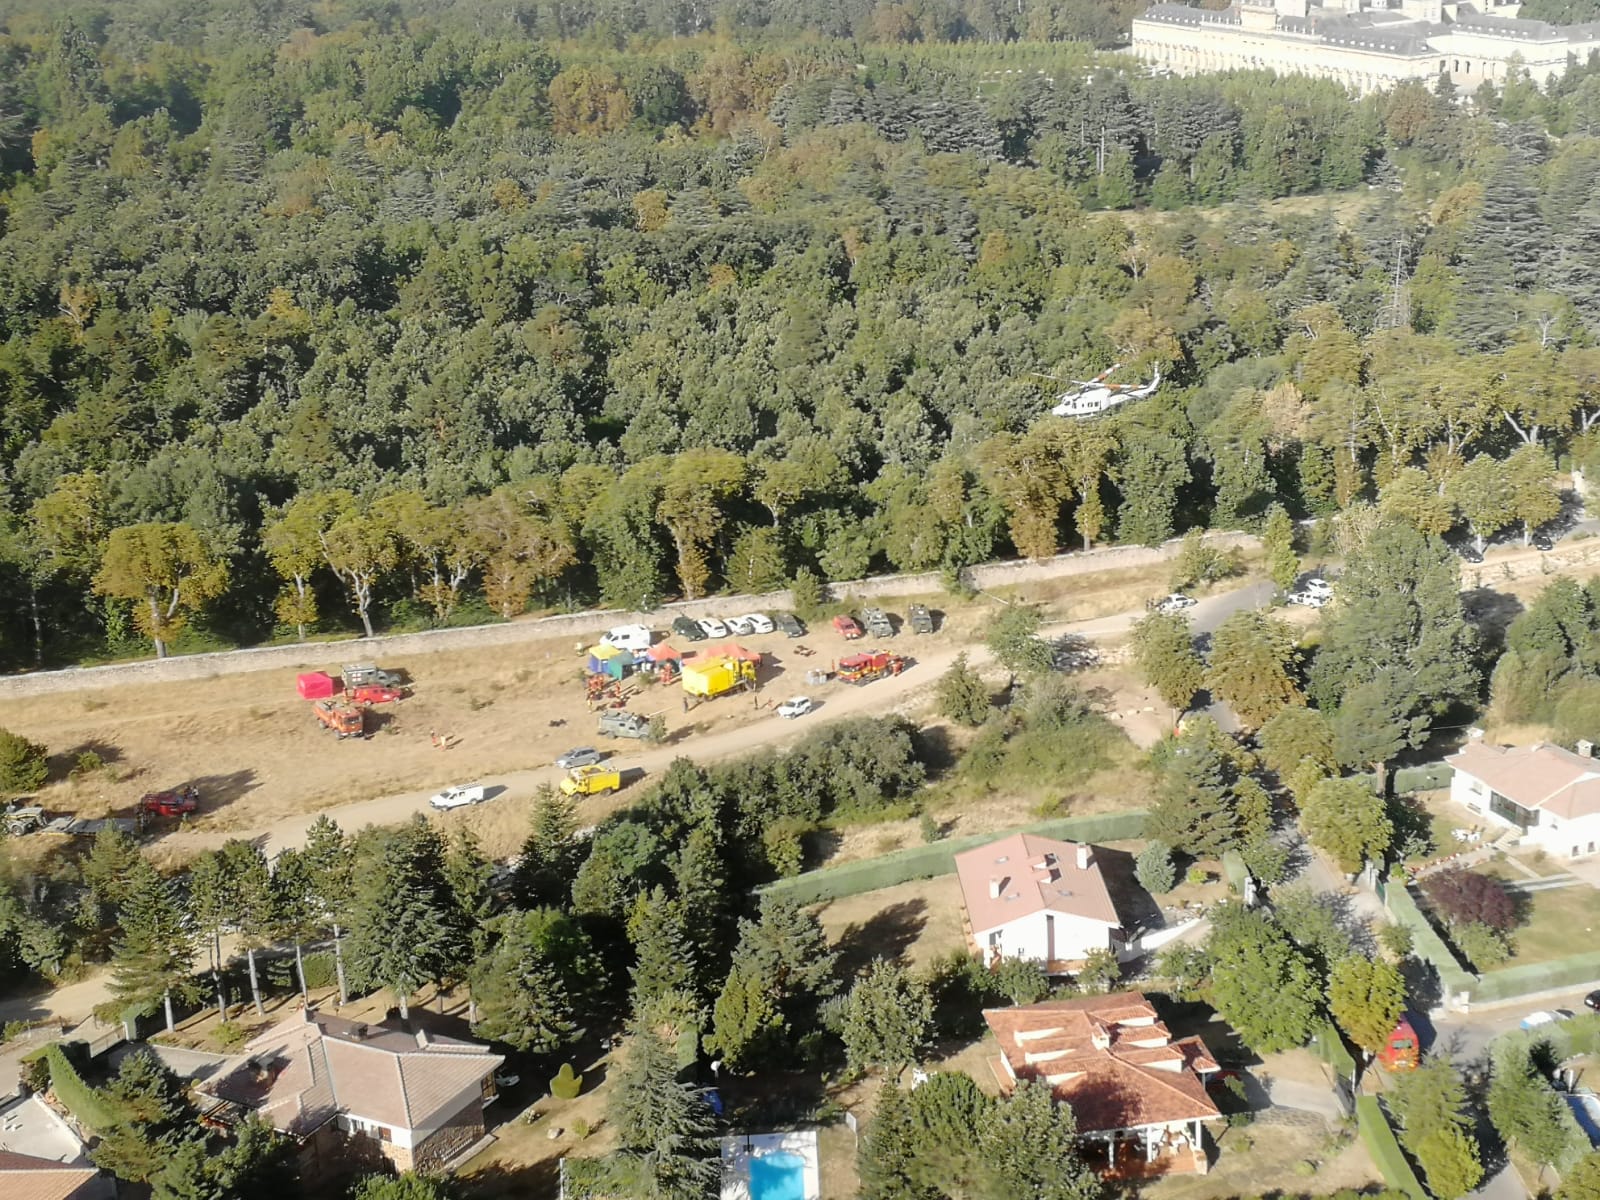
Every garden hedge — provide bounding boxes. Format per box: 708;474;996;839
1357;1095;1429;1200
761;811;1149;906
45;1043;124;1133
1384;879;1477;1002
1469;950;1600;1005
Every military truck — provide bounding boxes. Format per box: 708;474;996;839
598;710;651;739
908;604;935;634
861;608;895;638
343;663;404;689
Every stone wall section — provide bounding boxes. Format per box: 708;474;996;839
0;532;1258;700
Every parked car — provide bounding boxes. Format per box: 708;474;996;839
776;696;815;719
1460;545;1485;564
775;612;807;638
724;615;755;636
832;615;863;639
429;785;487;811
1155;594;1196;614
555;747;602;769
598;711;651;739
697;617;729;639
1287;592;1329;609
1303;578;1333;597
1585;990;1600;1011
494;1071;521;1089
908;604;935;634
1533;532;1555;551
1520;1009;1573;1030
672;615;707;642
743;613;776;634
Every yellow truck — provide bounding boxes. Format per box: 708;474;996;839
681;657;756;699
560;765;622;797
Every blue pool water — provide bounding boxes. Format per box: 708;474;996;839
1568;1095;1600;1146
748;1151;807;1200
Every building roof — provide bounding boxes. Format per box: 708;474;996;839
954;834;1121;935
984;994;1220;1134
1446;742;1600;820
0;1151;102;1200
204;1007;501;1137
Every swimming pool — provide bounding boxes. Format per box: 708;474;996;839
721;1130;820;1200
1567;1094;1600;1146
748;1151;807;1200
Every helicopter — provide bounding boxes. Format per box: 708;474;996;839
1035;362;1163;419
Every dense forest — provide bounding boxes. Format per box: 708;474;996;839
5;1;1600;665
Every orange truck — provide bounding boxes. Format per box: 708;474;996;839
313;699;365;739
1377;1018;1420;1072
837;651;907;684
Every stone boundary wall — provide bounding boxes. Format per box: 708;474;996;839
0;531;1258;700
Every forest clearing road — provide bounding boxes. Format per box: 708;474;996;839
164;580;1277;858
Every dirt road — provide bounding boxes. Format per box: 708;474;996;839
178;582;1273;857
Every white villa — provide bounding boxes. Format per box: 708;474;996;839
1445;739;1600;860
954;834;1124;972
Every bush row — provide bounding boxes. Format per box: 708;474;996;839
1470;950;1600;1005
760;811;1148;906
1385;880;1477;1000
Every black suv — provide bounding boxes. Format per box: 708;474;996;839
775;612;806;638
672;615;707;641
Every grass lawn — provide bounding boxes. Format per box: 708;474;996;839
1505;883;1600;965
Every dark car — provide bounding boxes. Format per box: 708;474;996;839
672;615;707;642
1460;545;1484;564
555;747;602;769
1533;532;1555;551
775;612;806;639
1585;989;1600;1011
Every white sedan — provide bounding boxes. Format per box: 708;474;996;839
429;785;487;811
1520;1010;1572;1030
777;696;815;719
697;617;729;639
743;613;776;634
1156;594;1196;614
724;615;755;636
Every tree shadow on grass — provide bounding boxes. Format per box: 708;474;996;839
46;738;125;783
826;898;928;977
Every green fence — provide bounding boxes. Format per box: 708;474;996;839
761;811;1149;906
1393;762;1453;794
1357;1096;1429;1200
1470;951;1600;1005
1384;877;1477;1002
1221;849;1249;897
1310;1019;1357;1083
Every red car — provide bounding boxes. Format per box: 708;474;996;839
140;786;198;818
346;684;407;705
832;615;863;640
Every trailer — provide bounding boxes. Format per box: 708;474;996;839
682;657;757;699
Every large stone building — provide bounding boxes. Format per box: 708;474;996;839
1131;0;1600;94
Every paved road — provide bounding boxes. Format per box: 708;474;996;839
1428;989;1600;1065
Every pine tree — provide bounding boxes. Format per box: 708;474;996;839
471;920;580;1054
219;840;275;1017
270;847;318;1000
345;817;471;1019
707;962;783;1072
109;860;196;1033
513;785;582;909
842;959;933;1076
978;1079;1099;1200
1146;717;1257;857
607;1025;719;1198
859;1082;920;1200
91;1049;198;1184
628;886;698;1008
301;815;353;1006
671;826;727;998
186;850;232;1021
1263;503;1300;592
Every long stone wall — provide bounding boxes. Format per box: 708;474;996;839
0;531;1258;700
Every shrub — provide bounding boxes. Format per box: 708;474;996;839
70;751;104;777
992;956;1049;1005
918;813;943;844
0;729;48;794
1186;866;1209;886
549;1063;583;1100
213;1022;247;1051
936;654;991;726
571;1116;590;1140
763;816;811;877
1136;841;1176;894
1379;921;1415;960
790;568;824;620
1422;868;1518;932
1454;921;1511;970
647;714;667;744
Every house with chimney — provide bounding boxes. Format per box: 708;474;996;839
983;992;1221;1176
200;1006;503;1178
954;834;1124;973
1446;737;1600;860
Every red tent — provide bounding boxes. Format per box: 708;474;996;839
296;672;337;700
694;642;761;664
643;643;682;663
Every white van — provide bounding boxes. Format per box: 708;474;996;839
601;624;652;653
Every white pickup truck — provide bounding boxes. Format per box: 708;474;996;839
429;784;487;811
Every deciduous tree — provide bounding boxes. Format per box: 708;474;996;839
93;522;228;657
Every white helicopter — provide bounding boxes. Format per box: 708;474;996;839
1036;362;1163;419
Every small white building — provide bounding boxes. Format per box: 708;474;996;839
954;834;1123;971
1445;739;1600;860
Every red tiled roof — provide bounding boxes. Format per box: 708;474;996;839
984;993;1220;1134
0;1151;101;1200
955;834;1122;934
203;1007;501;1137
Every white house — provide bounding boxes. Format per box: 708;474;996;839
954;834;1123;971
1445;739;1600;860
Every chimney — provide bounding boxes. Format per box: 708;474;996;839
1076;844;1091;871
353;1024;369;1041
989;878;1002;900
1579;740;1595;759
